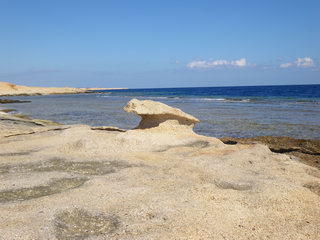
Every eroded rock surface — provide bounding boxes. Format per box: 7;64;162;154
124;98;199;130
54;208;120;240
0;99;319;240
221;136;320;169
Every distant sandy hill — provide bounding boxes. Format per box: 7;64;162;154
0;82;125;96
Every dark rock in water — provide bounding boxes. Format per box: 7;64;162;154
220;136;320;169
0;109;16;113
0;99;31;104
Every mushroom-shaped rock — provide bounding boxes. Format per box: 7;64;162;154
124;99;200;130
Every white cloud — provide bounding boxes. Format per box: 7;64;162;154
187;60;208;69
280;62;293;68
295;57;314;67
232;58;247;67
280;57;315;68
187;58;247;69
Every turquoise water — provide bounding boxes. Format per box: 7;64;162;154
2;85;320;139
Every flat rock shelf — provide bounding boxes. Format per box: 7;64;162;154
0;99;319;240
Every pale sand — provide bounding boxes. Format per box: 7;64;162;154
0;81;126;96
0;99;319;240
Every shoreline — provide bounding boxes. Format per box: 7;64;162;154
0;99;319;239
1;97;319;165
0;81;127;96
1;105;319;169
221;136;320;169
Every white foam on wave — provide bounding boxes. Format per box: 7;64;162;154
201;98;226;101
142;96;169;99
191;98;251;103
96;94;253;103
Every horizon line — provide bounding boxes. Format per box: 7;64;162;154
103;83;320;90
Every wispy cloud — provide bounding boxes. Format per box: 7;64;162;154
279;62;293;68
187;58;247;69
280;57;315;68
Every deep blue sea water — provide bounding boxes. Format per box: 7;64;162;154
2;84;320;139
101;84;320;102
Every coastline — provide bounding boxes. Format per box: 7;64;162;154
0;99;319;239
1;99;319;170
1;106;318;169
1;84;319;168
0;81;127;96
221;136;320;169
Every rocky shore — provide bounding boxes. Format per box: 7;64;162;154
0;99;31;104
0;99;319;239
221;136;320;170
0;81;125;96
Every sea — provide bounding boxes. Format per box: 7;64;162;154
2;84;320;139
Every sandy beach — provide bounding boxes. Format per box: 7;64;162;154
0;98;319;239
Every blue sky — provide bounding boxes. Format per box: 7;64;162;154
0;0;319;88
